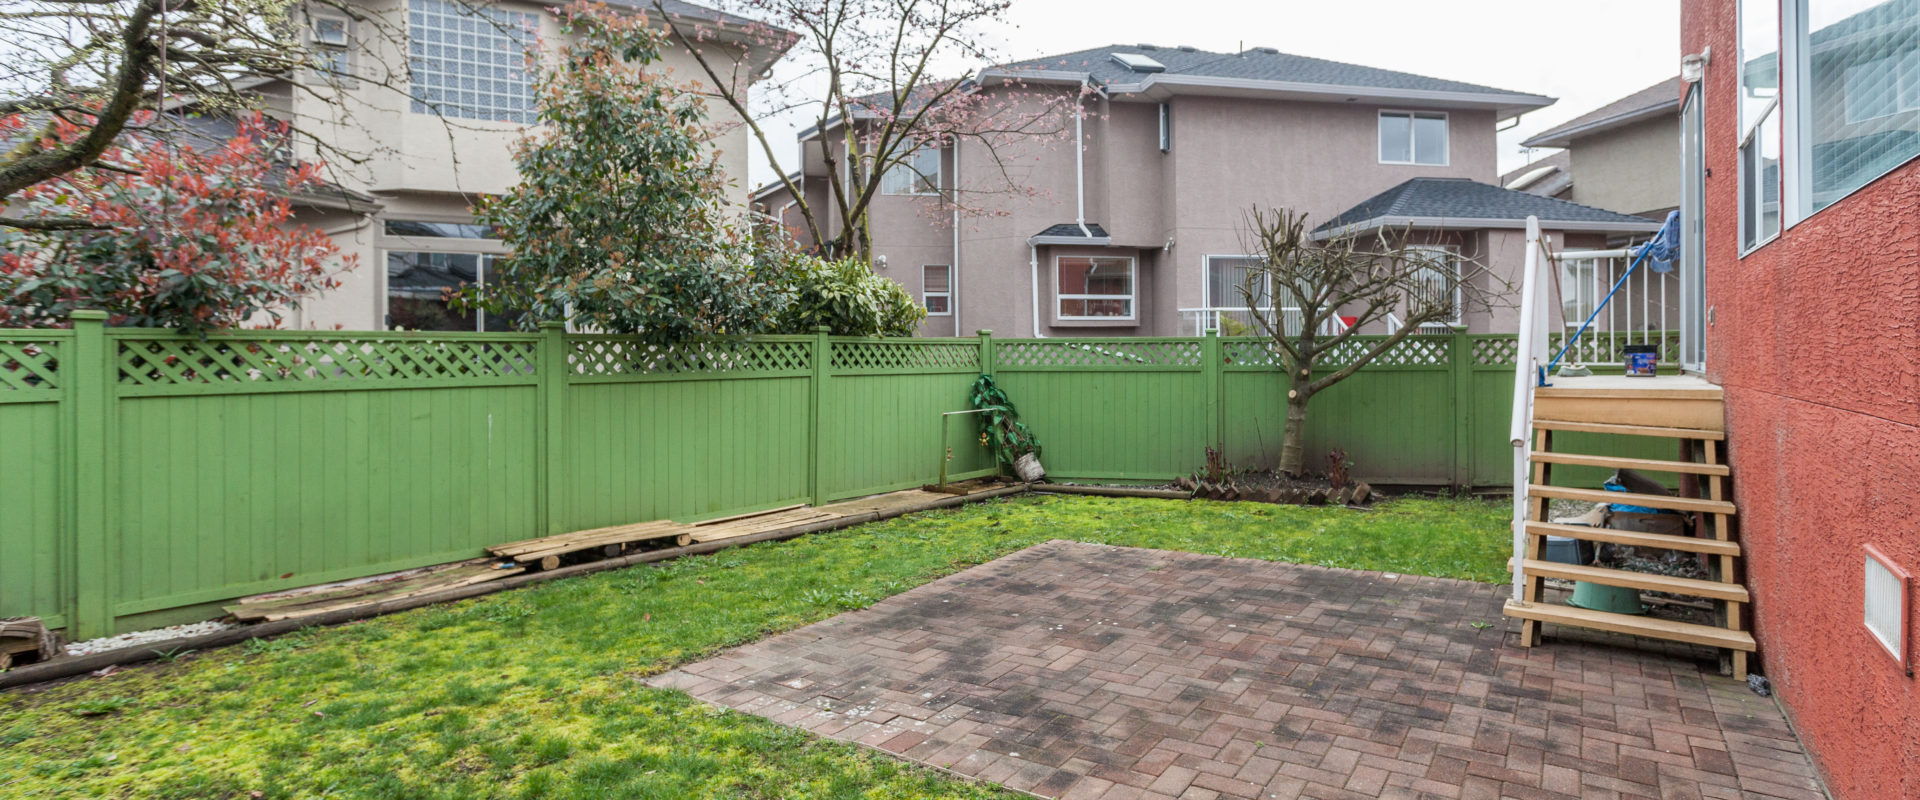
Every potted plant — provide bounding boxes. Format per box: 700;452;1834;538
970;375;1045;482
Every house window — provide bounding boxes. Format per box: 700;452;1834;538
923;265;951;315
1561;258;1600;327
1407;245;1461;326
1379;111;1448;165
383;219;515;331
1204;256;1270;310
1158;103;1173;152
1864;545;1909;666
407;0;538;124
1056;256;1135;321
1738;0;1782;251
1798;0;1919;214
881;146;940;195
310;13;351;76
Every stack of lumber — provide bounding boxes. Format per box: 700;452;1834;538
488;519;682;569
0;617;55;669
675;505;843;546
225;559;523;622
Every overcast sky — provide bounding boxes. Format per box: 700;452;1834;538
744;0;1680;187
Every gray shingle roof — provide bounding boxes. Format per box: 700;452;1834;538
1313;178;1663;234
1034;223;1110;238
996;44;1543;101
1520;79;1680;148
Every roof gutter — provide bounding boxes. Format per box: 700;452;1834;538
1310;215;1665;240
1104;74;1554;119
1026;234;1114;247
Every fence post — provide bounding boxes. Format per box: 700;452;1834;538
977;329;994;376
1449;324;1472;487
808;326;831;506
68;310;112;640
537;322;567;537
1203;329;1223;451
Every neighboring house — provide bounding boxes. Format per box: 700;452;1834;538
1680;0;1918;798
255;0;789;330
1515;78;1684;222
755;44;1597;338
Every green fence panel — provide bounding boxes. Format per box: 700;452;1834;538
560;336;814;526
0;333;70;628
819;339;993;501
106;332;542;619
993;338;1209;481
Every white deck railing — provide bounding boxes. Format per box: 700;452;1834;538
1178;307;1349;337
1551;248;1681;366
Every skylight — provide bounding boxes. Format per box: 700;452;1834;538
1110;53;1166;73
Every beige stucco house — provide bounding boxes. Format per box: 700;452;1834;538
1509;78;1683;220
753;45;1663;339
258;0;788;330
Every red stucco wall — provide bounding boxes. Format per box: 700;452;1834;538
1684;2;1920;798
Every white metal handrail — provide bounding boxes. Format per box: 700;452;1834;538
1509;216;1550;604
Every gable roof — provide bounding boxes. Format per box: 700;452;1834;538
1312;178;1664;237
981;44;1554;119
1521;78;1680;149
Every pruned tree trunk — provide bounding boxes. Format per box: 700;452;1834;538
1280;385;1311;476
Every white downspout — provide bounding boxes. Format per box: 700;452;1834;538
952;139;962;335
1029;243;1043;338
1074;78;1090;237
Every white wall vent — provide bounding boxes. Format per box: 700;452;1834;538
1864;546;1909;668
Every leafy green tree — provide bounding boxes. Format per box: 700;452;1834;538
762;246;925;337
470;2;777;343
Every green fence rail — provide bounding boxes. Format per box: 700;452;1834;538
0;320;1669;637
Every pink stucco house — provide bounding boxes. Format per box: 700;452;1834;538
753;44;1666;338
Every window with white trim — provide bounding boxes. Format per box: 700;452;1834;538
383;220;517;331
310;13;351;76
1739;0;1783;251
923;265;951;315
881;146;940;195
1796;0;1919;215
1055;256;1135;320
407;0;538;124
1407;245;1462;327
1379;111;1448;165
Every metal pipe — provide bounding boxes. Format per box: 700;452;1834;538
1029;243;1044;337
951;139;962;334
1075;78;1090;237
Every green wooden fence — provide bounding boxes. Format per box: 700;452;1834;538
0;318;1661;638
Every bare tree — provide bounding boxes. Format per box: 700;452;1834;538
1239;207;1504;476
651;0;1080;261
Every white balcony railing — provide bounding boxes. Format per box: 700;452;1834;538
1551;249;1682;366
1177;307;1350;338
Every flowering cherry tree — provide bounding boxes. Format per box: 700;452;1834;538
0;114;350;332
653;0;1084;261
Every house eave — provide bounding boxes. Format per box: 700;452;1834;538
1310;215;1664;240
1521;99;1680;148
1105;74;1555;120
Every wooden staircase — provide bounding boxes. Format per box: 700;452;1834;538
1503;375;1755;678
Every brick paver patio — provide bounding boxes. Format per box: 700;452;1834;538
647;541;1824;799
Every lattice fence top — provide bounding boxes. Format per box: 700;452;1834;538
1222;338;1281;368
830;340;979;372
1548;330;1681;364
0;339;61;394
567;337;811;377
1471;337;1518;367
995;339;1202;369
1315;336;1451;369
117;335;538;390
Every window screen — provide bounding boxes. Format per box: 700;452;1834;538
1804;0;1919;211
408;0;538;124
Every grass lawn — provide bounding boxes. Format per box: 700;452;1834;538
0;494;1506;799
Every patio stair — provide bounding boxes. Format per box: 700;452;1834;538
1503;378;1755;679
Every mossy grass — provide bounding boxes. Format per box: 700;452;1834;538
0;494;1505;798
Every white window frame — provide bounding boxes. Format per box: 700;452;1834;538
922;264;952;316
881;145;941;196
378;217;510;332
1378;110;1449;166
309;12;352;76
1053;255;1137;322
1407;244;1463;328
1738;0;1782;255
1202;255;1271;309
1782;0;1920;230
1158;102;1173;153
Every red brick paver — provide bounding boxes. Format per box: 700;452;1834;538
647;541;1823;799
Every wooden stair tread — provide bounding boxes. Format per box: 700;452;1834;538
1520;559;1749;602
1529;451;1730;476
1504;599;1756;651
1534;419;1725;441
1525;521;1741;556
1529;484;1735;516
